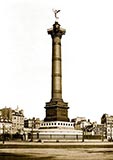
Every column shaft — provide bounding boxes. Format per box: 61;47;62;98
52;36;62;99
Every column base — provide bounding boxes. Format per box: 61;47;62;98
44;99;70;122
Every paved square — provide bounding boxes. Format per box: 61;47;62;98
0;147;113;160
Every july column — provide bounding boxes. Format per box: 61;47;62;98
48;22;66;100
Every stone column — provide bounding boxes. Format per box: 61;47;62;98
44;21;69;122
48;22;65;100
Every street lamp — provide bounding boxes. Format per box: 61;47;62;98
31;117;35;142
101;124;104;142
110;123;113;141
2;124;5;144
81;122;85;142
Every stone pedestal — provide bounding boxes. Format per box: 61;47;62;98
38;121;82;141
44;99;69;122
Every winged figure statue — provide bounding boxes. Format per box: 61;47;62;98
52;9;61;19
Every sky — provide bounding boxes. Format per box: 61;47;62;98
0;0;113;123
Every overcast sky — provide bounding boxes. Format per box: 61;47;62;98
0;0;113;123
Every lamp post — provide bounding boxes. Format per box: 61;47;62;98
81;123;85;142
110;123;113;141
101;124;104;142
82;127;85;142
31;118;35;142
2;124;5;144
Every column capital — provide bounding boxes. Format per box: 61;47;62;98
47;22;66;38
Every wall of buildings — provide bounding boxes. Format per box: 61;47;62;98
101;113;113;141
0;106;24;135
0;106;113;142
0;106;41;141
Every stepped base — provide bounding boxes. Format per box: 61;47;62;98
38;121;82;141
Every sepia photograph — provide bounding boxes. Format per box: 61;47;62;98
0;0;113;159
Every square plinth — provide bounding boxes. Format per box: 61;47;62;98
44;99;70;122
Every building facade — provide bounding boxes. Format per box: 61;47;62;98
0;107;12;121
24;117;40;129
101;113;113;140
0;106;24;135
71;117;91;130
0;120;12;135
12;107;24;134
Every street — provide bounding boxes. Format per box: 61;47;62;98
0;142;113;160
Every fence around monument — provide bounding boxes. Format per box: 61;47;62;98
38;133;82;141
